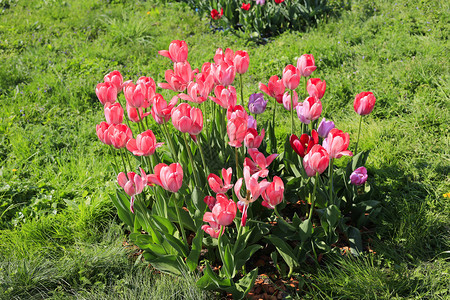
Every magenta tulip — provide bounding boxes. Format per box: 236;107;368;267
208;168;233;194
147;163;183;193
350;166;368;186
317;117;335;138
248;115;257;130
296;96;322;124
354;91;376;115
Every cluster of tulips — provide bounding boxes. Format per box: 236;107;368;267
95;39;376;298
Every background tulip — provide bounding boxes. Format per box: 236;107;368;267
297;54;317;77
158;40;188;63
354;91;376;115
307;78;326;99
282;90;298;111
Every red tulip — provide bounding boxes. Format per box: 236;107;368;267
322;128;353;159
151;94;178;124
96;82;117;106
126;130;163;156
307;78;326;99
234;50;250;74
290;130;319;158
227;108;248;148
209;85;237;109
104;102;124;124
203;196;217;211
241;3;251;10
147;163;183;193
117;167;148;213
244;128;265;149
259;75;285;103
244;148;278;178
261;176;284;209
282;64;300;90
275;0;285;3
354;91;376;115
226;105;246;120
158;40;188;63
210;8;223;20
296;96;322;124
106;124;132;149
303;144;329;177
96;122;112;145
104;70;123;91
171;103;203;136
297;54;317;77
208;168;233;194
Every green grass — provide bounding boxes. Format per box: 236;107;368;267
0;0;449;298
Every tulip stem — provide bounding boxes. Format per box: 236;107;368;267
197;136;209;175
183;133;200;187
174;197;187;244
235;147;241;180
163;122;177;160
274;206;283;220
240;74;244;106
328;158;334;205
233;221;242;254
290;89;295;135
124;148;134;172
308;173;319;221
109;146;119;172
119;149;128;174
354;115;363;155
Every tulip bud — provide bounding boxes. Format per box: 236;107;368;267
350;166;368;186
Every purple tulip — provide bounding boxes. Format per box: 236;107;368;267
317;117;335;138
248;93;268;114
247;115;257;130
350;166;368;186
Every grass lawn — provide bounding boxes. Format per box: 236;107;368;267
0;0;448;298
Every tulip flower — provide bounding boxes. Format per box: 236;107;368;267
158;40;188;63
244;128;265;149
201;215;221;238
296;96;322;124
212;194;237;226
226;105;246;120
151;94;178;124
261;176;284;209
290;130;318;158
303;144;329;177
136;76;156;108
174;61;197;86
147;163;183;193
244;148;278;177
259;75;285;103
106;124;132;149
322;128;353;159
282;64;300;90
354;91;376;116
227;108;248;148
247;115;257;129
126;130;163;156
209;85;237;109
123;81;145;108
204;196;217;211
178;80;211;104
248;93;268;114
96;82;117;106
104;70;123;91
254;0;265;5
275;0;285;3
208;168;233;194
307;78;326;99
211;8;223;21
96;122;112;145
234;50;250;74
241;3;251;10
104;102;124;124
126;102;150;123
213;61;236;87
317;117;335;138
158;69;188;92
297;54;317;77
214;48;235;66
350;166;368;186
282;90;298;111
117;168;147;213
171;103;203;136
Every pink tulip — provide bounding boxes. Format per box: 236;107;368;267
136;76;156;108
212;194;237;226
178;79;212;104
214;48;235;65
104;70;123;91
96;82;117;105
282;64;300;90
204;196;217;211
171;103;203;136
303;144;329;177
158;69;187;92
322;128;353;159
226;105;247;120
209;85;237;109
244;148;278;178
96;122;112;145
213;61;236;86
202;214;221;238
297;54;317;77
104;102;124;124
290;130;318;158
261;176;284;209
158;40;188;63
117;167;147;213
106;124;132;149
234;50;250;74
227;108;248;148
354;91;376;115
208;168;233;194
126;130;163;156
259;75;285;103
151;94;178;124
147;163;183;193
126;102;150;123
244;128;265;149
296;96;322;124
307;78;326;99
282;90;298;111
235;166;270;205
174;61;197;85
123;81;145;108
